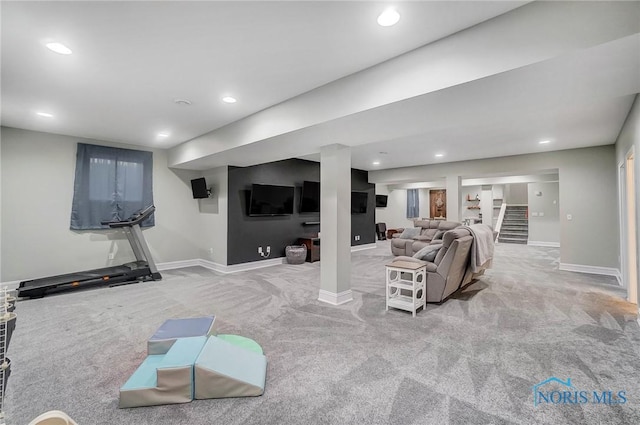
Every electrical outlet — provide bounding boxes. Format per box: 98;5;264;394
266;246;271;253
258;247;263;254
108;253;115;260
208;248;214;255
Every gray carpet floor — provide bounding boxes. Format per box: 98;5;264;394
4;241;640;425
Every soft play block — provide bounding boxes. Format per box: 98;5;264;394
147;316;216;355
217;334;264;354
194;336;267;399
119;336;207;408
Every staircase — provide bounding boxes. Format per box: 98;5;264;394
498;205;528;244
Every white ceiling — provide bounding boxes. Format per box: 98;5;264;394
2;1;639;178
1;1;526;148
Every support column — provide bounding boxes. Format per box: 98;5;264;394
318;144;352;305
481;185;493;226
446;175;462;222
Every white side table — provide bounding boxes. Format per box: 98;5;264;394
385;261;426;317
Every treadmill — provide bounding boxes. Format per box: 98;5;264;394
18;205;162;299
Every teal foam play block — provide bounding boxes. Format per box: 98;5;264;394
120;336;208;408
194;336;267;399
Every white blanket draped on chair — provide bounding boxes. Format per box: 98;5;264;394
462;224;495;272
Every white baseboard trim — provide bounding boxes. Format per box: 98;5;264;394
351;243;377;252
528;241;560;248
559;263;621;279
199;257;286;274
156;259;201;271
2;257;287;291
318;289;353;305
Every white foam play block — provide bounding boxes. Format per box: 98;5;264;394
194;336;267;399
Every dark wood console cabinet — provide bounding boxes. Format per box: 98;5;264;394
298;237;320;263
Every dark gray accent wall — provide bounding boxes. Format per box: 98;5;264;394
227;159;375;265
351;168;376;246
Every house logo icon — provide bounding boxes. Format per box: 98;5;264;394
532;377;573;407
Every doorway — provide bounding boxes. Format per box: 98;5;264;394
619;149;638;304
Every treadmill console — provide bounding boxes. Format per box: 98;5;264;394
103;205;156;228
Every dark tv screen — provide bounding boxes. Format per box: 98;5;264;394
376;195;388;207
300;181;320;213
249;184;294;216
351;192;368;214
191;177;209;199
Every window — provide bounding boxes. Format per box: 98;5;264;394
70;143;154;230
406;188;419;218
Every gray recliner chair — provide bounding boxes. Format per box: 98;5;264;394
393;228;474;303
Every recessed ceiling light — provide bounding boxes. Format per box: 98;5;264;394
435;153;444;158
222;96;237;104
46;42;72;55
372;161;381;166
539;140;551;144
377;8;400;27
174;99;192;105
36;112;54;118
158;133;169;138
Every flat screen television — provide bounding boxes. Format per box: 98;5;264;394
190;177;209;199
375;194;388;207
300;181;320;213
249;184;295;216
351;192;368;214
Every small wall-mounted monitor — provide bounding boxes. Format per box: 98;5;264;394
375;195;388;207
351;191;368;214
190;177;210;199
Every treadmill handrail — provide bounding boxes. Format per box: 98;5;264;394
102;205;156;228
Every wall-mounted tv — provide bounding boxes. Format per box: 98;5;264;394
375;194;388;208
190;177;210;199
249;184;295;216
300;180;320;213
351;192;368;214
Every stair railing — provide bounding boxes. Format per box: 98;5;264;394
494;203;507;243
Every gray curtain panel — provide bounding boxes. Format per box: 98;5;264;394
406;188;419;218
70;143;154;230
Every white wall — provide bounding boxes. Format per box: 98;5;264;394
527;182;560;245
370;145;619;269
375;185;433;229
505;183;528;204
197;167;228;265
375;185;409;229
0;127;224;282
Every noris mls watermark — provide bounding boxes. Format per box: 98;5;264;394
532;377;627;407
